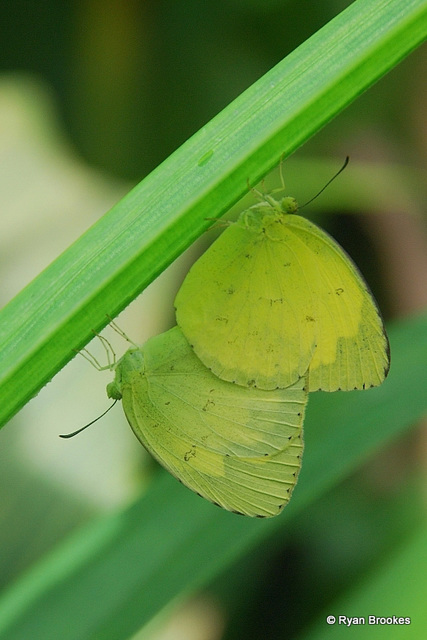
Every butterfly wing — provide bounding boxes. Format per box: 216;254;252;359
286;215;390;391
175;210;389;392
113;327;307;517
175;221;317;390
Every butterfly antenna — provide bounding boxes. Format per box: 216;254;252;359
59;400;118;439
300;156;349;209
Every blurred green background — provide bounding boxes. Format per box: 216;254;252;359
1;1;426;639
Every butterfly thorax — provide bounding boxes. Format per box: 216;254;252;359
238;195;298;238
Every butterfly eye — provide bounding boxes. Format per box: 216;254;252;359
280;196;298;213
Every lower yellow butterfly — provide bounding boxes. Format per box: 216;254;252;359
175;188;390;392
107;326;308;517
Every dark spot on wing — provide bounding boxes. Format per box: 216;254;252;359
184;446;196;462
202;399;215;412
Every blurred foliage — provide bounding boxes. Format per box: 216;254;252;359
0;1;426;640
3;0;424;179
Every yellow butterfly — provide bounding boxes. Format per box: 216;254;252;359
107;327;308;517
175;193;390;391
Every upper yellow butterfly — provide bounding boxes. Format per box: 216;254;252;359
175;191;390;392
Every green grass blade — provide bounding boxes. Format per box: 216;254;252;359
0;310;425;640
1;0;426;427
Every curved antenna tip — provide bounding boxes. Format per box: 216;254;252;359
59;400;118;439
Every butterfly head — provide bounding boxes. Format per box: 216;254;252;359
106;348;144;400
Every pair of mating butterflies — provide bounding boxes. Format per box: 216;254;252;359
104;182;390;518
